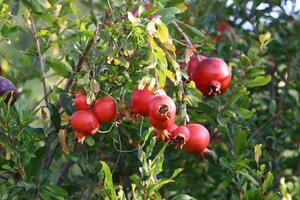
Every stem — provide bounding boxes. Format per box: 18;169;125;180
29;14;49;110
172;20;193;48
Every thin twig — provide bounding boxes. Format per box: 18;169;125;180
172;20;193;48
29;14;49;109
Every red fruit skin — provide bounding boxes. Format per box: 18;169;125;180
149;114;175;130
131;85;157;116
215;22;236;41
187;55;207;77
93;96;117;123
171;126;190;141
70;110;99;134
183;123;210;153
167;124;178;134
73;94;91;110
148;95;176;121
74;130;86;140
191;57;231;96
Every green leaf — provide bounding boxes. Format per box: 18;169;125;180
240;55;252;67
238;170;259;186
171;194;197;200
25;0;46;13
245;75;272;88
217;116;228;128
45;185;68;197
233;130;247;154
46;58;72;77
152;143;167;175
159;7;181;24
263;172;274;193
148;178;174;196
129;174;142;188
171;168;184;179
85;137;95;146
100;161;117;200
236;108;253;119
49;103;61;131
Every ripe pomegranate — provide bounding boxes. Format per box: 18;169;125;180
149;114;175;130
0;76;18;104
215;22;237;42
171;126;190;147
183;123;210;154
187;55;207;77
73;94;91;110
74;130;87;143
131;84;157;116
167;124;178;134
70;110;99;134
148;95;176;121
93;96;117;123
191;57;231;96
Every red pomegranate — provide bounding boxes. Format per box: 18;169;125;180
93;96;117;123
183;123;210;153
70;110;99;134
148;95;176;121
131;84;157;116
171;126;190;147
73;94;91;110
187;55;207;77
167;124;178;134
149;114;175;130
74;130;87;143
215;22;237;41
191;57;231;96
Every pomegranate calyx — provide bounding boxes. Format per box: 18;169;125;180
208;81;221;96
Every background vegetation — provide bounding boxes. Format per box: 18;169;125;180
0;0;299;199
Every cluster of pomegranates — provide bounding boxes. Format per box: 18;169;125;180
131;84;210;156
69;92;117;143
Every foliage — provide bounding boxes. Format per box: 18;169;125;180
0;0;299;199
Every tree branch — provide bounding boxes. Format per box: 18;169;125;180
172;20;194;48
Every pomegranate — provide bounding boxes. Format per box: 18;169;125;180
74;130;87;143
70;110;99;134
0;76;18;104
183;123;210;154
191;57;231;96
93;96;117;123
167;124;178;134
148;95;176;121
215;22;237;41
171;126;190;147
187;55;207;77
131;84;157;116
149;114;175;130
73;94;91;110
